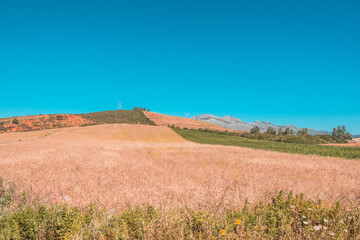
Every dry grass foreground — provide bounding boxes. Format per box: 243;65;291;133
0;124;360;213
144;111;237;132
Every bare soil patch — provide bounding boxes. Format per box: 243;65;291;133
0;124;359;212
0;114;92;133
322;141;360;147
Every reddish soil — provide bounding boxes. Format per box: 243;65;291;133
0;114;92;133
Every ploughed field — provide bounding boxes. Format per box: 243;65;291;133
1;124;359;212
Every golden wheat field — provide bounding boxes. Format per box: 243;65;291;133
0;124;359;213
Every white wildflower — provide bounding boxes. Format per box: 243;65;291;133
303;221;309;225
313;225;322;231
329;231;336;236
323;219;329;223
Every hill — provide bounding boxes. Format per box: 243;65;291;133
0;109;155;133
192;114;330;135
143;111;237;132
0;114;92;133
78;109;155;125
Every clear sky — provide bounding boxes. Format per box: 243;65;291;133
1;0;359;134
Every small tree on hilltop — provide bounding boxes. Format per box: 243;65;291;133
12;119;19;125
250;126;260;134
278;128;283;136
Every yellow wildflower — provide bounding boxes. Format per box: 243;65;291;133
351;200;354;204
236;219;241;225
324;200;328;205
254;226;259;230
220;229;226;235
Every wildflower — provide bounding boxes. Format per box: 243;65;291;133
313;225;322;231
351;200;354;204
254;226;259;230
324;200;328;205
302;216;306;219
323;219;329;223
63;195;71;201
307;208;312;211
236;219;241;225
317;205;320;209
323;226;328;230
329;231;336;236
339;220;344;224
290;205;296;209
303;221;309;225
220;229;226;235
344;229;348;233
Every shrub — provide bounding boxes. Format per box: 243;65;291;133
250;126;260;134
0;188;359;239
266;127;277;135
11;119;19;125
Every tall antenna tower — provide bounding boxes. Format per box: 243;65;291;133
185;113;189;129
118;101;122;110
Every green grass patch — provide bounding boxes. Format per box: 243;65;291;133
172;128;360;159
0;185;359;239
78;110;155;125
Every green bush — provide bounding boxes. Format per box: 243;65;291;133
11;119;19;125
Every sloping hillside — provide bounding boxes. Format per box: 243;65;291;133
0;114;92;133
0;110;155;133
79;109;155;125
144;111;238;132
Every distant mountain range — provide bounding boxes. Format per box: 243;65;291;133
192;114;331;135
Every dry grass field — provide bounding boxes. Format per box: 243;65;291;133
144;111;237;132
323;141;360;147
1;124;360;213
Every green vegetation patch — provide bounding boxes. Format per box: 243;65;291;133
78;110;155;125
172;128;360;159
0;181;359;239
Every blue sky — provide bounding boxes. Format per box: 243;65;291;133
1;0;359;134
